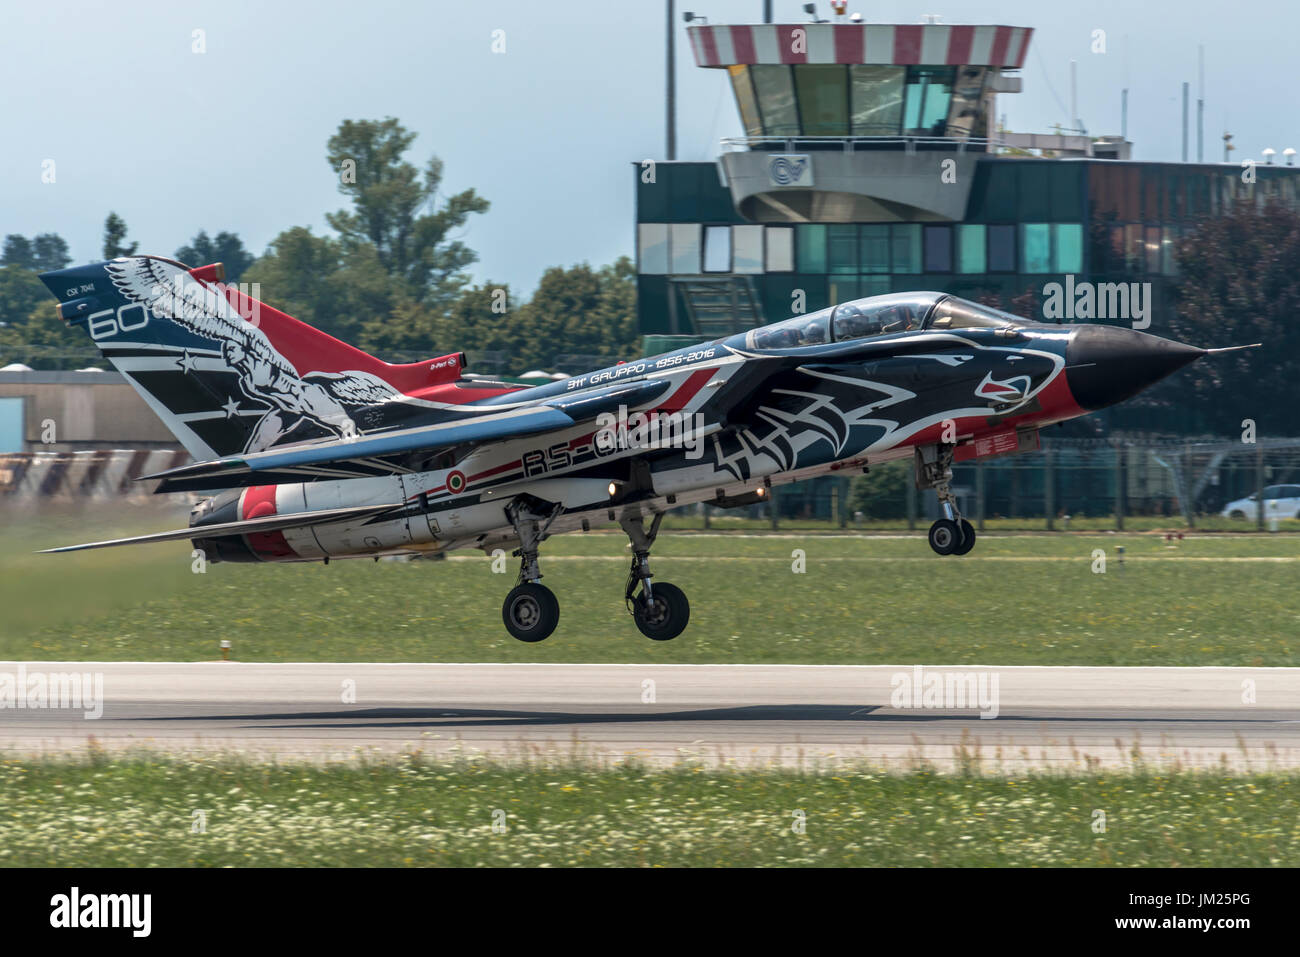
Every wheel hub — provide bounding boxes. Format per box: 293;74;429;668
641;595;669;626
509;595;540;630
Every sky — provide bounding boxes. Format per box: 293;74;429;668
2;0;1295;297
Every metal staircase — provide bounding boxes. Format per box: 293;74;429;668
672;276;764;337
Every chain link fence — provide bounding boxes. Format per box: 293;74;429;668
664;438;1300;532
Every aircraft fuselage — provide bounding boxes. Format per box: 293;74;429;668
190;320;1184;563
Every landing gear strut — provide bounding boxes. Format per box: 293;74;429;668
621;512;690;640
501;499;562;642
916;445;976;556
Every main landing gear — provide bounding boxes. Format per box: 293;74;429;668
501;499;562;642
498;500;691;642
621;513;690;641
916;444;977;557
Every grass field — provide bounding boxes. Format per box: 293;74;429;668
2;508;1298;666
4;514;1298;869
1;752;1296;867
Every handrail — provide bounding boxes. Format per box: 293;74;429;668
720;134;995;154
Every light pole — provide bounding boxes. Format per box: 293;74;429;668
666;0;676;162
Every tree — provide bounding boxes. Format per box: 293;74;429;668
1166;200;1300;436
511;264;601;371
2;233;70;272
242;227;403;346
353;278;517;366
175;230;255;282
0;266;47;326
33;234;71;271
236;119;638;376
102;212;138;259
356;296;443;362
238;117;496;360
1;236;33;270
440;281;518;365
847;459;910;520
0;234;81;367
588;256;640;358
511;257;640;371
242;227;345;337
325;118;488;306
0;266;84;369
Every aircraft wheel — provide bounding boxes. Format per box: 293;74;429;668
1229;510;1246;520
502;583;560;642
928;519;961;556
633;582;690;641
953;520;976;555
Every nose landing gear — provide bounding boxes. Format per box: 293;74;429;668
928;517;976;555
621;512;690;640
916;444;977;556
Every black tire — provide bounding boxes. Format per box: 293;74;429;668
633;582;690;641
953;519;976;555
1229;510;1246;520
502;583;560;642
928;519;960;556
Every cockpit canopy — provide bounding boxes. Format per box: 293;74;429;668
744;292;1029;351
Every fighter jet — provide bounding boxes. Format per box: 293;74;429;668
38;255;1240;642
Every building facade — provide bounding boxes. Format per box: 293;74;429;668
0;370;180;454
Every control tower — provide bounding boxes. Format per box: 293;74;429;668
689;20;1032;221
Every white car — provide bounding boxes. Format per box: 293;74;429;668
1221;485;1300;521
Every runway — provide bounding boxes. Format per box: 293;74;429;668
2;661;1299;770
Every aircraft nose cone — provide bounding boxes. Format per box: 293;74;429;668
1065;325;1204;411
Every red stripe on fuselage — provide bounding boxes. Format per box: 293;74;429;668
566;367;716;451
659;367;717;411
469;459;523;484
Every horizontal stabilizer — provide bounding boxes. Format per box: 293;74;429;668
39;502;402;553
144;376;673;493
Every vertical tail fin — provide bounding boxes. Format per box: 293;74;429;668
40;255;477;459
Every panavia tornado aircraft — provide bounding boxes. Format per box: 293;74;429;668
39;255;1241;642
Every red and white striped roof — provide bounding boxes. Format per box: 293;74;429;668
687;23;1032;69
